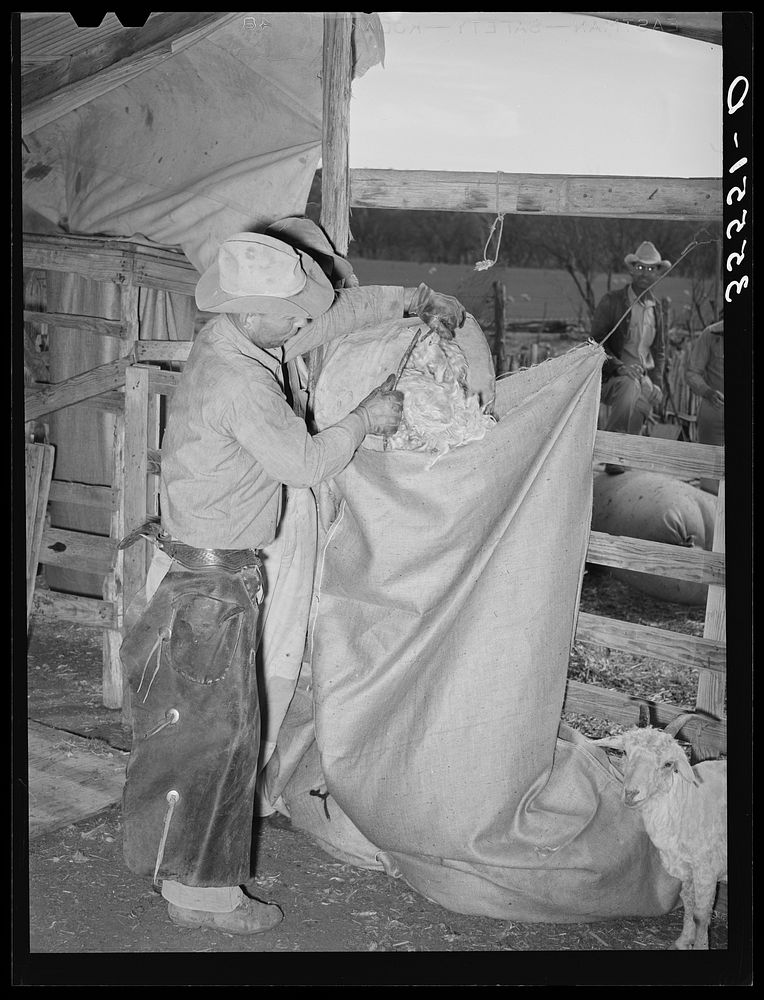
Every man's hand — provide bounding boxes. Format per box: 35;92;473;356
643;378;663;408
407;283;466;340
706;389;725;410
354;374;404;436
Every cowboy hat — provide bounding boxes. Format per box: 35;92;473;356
265;216;355;285
624;241;671;271
195;232;335;316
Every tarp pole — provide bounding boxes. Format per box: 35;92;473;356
309;11;354;399
320;11;353;256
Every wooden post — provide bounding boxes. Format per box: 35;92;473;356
103;412;126;710
26;443;55;627
493;281;506;375
117;364;152;724
320;12;353;256
24;270;49;443
309;12;354;402
695;478;726;726
122;366;151;605
103;284;141;714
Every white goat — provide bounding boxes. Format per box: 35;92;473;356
593;725;727;950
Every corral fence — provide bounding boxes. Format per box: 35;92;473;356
23;233;725;758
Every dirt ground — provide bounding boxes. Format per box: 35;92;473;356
15;571;745;986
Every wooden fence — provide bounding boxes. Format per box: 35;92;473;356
23;233;198;708
23;234;726;753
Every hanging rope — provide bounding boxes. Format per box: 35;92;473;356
474;172;505;271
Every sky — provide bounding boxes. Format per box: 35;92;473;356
349;11;723;177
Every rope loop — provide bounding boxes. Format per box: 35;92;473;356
474;171;505;271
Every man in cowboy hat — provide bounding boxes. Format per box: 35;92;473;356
590;240;670;464
118;228;468;935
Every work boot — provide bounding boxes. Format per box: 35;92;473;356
167;895;283;935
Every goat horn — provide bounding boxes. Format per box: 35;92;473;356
664;712;697;739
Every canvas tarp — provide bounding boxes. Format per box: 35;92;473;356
262;334;680;922
21;12;384;273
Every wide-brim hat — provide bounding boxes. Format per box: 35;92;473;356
265;216;355;285
195;232;336;317
624;241;671;272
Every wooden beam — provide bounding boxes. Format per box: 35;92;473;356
593;432;724;480
133;340;193;363
563;680;726;754
48;479;112;510
21;12;239;135
78;390;125;415
321;12;353;256
586;530;725;587
575;611;725;675
574;12;722;47
32;590;117;630
38;526;115;576
27;722;127;840
105;291;144;717
103;411;126;711
131;255;199;296
313;12;354;399
350;169;723;221
23;233;198;292
24;310;126;338
122;365;151;613
26;443;55;626
23;237;133;285
147;369;183;396
25;357;130;421
696;479;727;720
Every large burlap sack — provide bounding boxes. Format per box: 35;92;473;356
264;338;679;923
592;470;716;605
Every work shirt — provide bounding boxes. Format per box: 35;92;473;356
686;322;724;399
621;286;657;372
160;285;404;550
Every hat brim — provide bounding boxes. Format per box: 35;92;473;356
195;248;335;317
624;254;671;271
265;217;354;282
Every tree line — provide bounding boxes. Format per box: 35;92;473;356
340;209;719;276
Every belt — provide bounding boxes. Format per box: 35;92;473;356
157;540;260;573
119;519;261;573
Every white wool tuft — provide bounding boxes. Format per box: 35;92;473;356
386;334;495;460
